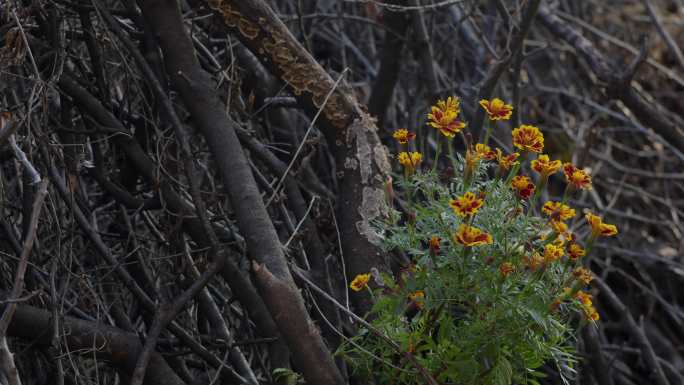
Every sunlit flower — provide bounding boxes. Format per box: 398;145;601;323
573;267;593;285
512;124;544;153
511;175;535;200
397;151;422;174
495;148;520;171
453;224;493;247
427;96;467;138
449;192;484;217
479;98;513;121
475;143;497;160
392;128;416;144
585;212;618;238
499;262;515;277
408;291;425;309
350;273;371;291
428;235;441;256
543;243;565;263
563;163;592;190
567;242;586;261
542;201;576;221
531;154;562;178
523;252;545;271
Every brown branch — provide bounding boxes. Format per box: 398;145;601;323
136;1;346;384
205;0;393;317
0;179;47;385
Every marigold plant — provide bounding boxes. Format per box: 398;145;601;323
341;97;618;385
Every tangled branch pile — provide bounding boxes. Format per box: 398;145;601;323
0;0;682;384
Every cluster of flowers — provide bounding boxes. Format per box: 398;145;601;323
352;96;617;322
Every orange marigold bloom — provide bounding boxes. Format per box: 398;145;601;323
427;96;467;138
543;243;565;263
350;273;371;291
523;252;545;271
567;242;586;261
392;128;416;144
495;148;520;171
479;98;513;121
531;154;562;178
475;143;497;160
550;220;569;235
428;235;441;256
408;290;425;309
574;291;593;307
563;163;592;190
511;175;535;200
573;267;593;285
499;262;515;277
542;201;576;221
585;212;618;238
512;124;544;153
449;192;484;217
453;224;493;247
397;151;422;173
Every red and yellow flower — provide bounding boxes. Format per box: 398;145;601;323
475;143;497;160
511;175;535;200
585;212;618;238
531;154;562;178
453;224;493;247
512;125;544;153
428;235;441;256
542;201;576;221
350;273;371;291
479;98;513;121
573;267;593;285
563;163;592;190
408;290;425;309
449;192;484;217
567;242;586;261
397;151;422;173
543;243;565;263
427;97;467;138
499;262;515;277
523;252;545;271
495;148;520;171
392;128;416;144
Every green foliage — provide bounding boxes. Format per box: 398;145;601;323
340;157;584;385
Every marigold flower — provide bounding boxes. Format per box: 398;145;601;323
542;201;576;221
449;192;484;217
584;306;600;321
428;235;441;256
350;273;371;291
475;143;496;160
427;97;467;138
453;224;493;247
511;175;535;200
550;220;569;235
512;124;544;153
408;291;425;309
543;243;565;263
574;291;593;307
499;262;515;277
495;148;520;171
573;267;593;285
397;151;422;173
479;98;513;121
531;154;562;178
567;242;586;261
392;128;416;144
585;212;618;238
563;163;592;190
523;252;545;271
